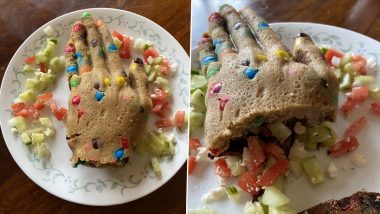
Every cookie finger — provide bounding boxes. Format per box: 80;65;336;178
198;33;217;75
219;4;264;65
71;22;91;75
239;7;291;61
128;58;151;111
64;38;78;88
293;33;328;71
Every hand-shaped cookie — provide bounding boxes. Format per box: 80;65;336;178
64;12;151;167
198;5;339;153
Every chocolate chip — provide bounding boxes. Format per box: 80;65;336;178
134;58;144;65
121;157;129;164
94;82;100;90
140;106;145;113
298;32;310;38
320;78;328;88
121;71;127;77
233;22;242;30
92;139;99;149
241;60;250;66
90;39;98;47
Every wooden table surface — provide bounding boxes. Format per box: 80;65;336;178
191;0;380;49
0;0;189;213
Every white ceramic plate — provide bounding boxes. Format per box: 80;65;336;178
188;22;380;213
0;8;189;206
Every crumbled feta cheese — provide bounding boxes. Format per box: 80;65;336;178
147;56;154;64
43;25;54;36
169;62;178;74
225;156;245;177
351;153;368;167
327;162;338;179
294;122;306;135
366;57;377;74
331;56;341;67
196;147;210;162
201;187;226;204
218;175;228;186
289;140;308;159
43;128;55;137
11;127;18;134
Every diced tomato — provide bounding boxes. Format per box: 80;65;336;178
189;138;201;151
143;47;160;63
261;143;286;160
54;107;67;121
260;125;272;137
162;58;169;67
151;87;169;105
48;100;58;113
247;137;266;167
237;172;260;196
159;66;169;76
257;159;289;187
188;155;197;175
371;102;380;114
174;111;185;128
213;158;232;177
112;31;124;41
27;105;40;118
119;37;132;59
350;86;368;102
39;62;48;73
328;137;359;158
340;97;357;115
25;55;35;64
33;102;45;110
352;54;367;75
209;148;219;156
152;101;171;117
11;102;26;113
345;116;367;137
325;49;344;66
15;109;29;117
37;92;53;102
155;117;173;128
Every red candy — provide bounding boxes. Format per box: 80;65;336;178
208;12;223;23
77;109;85;118
197;36;212;47
64;44;75;54
72;23;84;32
72;95;81;105
209;82;222;95
219;96;230;111
121;138;129;149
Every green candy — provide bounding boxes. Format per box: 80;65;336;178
219;4;230;11
81;12;92;19
250;116;264;128
70;79;80;87
207;66;220;79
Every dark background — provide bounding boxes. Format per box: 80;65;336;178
0;0;189;213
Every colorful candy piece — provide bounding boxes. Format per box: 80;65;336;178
92;139;100;149
81;12;91;19
207;64;221;79
244;67;259;79
258;21;270;29
95;20;104;27
64;44;75;54
66;65;78;73
208;12;224;23
209;82;223;95
72;95;81;105
121;138;129;149
95;91;104;101
79;64;91;73
108;44;117;53
103;78;111;86
75;52;83;59
201;55;218;66
219;96;230;111
90;39;98;47
276;49;291;61
241;60;250;66
256;53;268;62
115;76;126;86
77;109;85;118
114;148;124;160
72;23;84;32
213;38;222;47
233;22;242;30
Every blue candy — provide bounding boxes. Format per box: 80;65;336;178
66;65;78;73
95;91;104;101
213;38;222;47
201;55;217;66
114;148;124;160
258;21;270;29
75;52;83;59
108;44;117;52
244;67;259;79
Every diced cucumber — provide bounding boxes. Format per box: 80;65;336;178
352;75;375;87
226;186;240;203
191;75;208;93
250;117;264;129
289;159;303;178
321;124;336;148
320;47;328;55
113;37;123;49
302;156;325;185
143;43;151;51
40;73;56;84
154;76;170;91
144;64;151;74
151;157;161;176
258;196;269;214
289;140;308;160
20;132;32;145
36;142;50;157
50;56;65;73
369;84;380;99
151;57;163;65
339;54;352;67
39;117;52;127
34;51;47;64
272;175;285;191
267;122;291;143
243;201;265;214
191;89;206;113
133;38;145;53
261;186;290;207
339;72;353;90
268;205;296;214
225;156;245;177
26;79;40;90
43;128;55;137
334;68;342;80
19;89;36;102
306;125;331;150
31;132;45;144
190;112;204;127
43;25;54;36
23;64;35;73
188;207;217;214
161;140;174;156
343;62;356;74
9;116;27;131
43;40;56;59
147;69;157;82
146;131;165;157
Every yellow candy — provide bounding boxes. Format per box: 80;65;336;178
103;78;111;86
276;49;290;61
256;53;268;62
115;76;126;86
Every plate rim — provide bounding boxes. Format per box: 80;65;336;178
0;7;188;206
